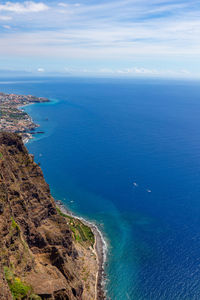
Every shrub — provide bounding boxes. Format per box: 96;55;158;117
4;267;32;299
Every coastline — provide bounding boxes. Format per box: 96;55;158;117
56;200;107;300
0;92;49;144
20;98;108;298
23;98;108;298
19;98;59;144
0;91;108;298
18;102;41;144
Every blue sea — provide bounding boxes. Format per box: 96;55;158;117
1;77;200;299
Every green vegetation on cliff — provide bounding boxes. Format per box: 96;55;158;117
11;217;20;232
4;267;32;299
56;207;95;247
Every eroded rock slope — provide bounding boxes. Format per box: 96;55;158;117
0;132;98;300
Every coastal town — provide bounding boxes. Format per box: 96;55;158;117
0;92;49;142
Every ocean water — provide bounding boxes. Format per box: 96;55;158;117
1;77;200;299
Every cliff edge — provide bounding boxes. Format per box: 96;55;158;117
0;132;100;300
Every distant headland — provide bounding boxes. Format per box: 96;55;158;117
0;92;49;143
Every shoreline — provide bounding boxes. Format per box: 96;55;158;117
18;103;40;144
19;98;59;144
0;92;109;298
17;95;107;298
0;92;49;143
56;200;107;300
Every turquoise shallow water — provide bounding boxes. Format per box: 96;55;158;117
1;77;200;299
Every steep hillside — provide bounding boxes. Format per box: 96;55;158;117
0;132;99;300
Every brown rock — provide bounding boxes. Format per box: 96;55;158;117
0;132;99;299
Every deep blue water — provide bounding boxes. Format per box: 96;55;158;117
1;77;200;299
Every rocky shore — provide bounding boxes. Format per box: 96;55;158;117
0;132;105;299
56;200;107;300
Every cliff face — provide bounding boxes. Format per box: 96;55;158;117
0;132;98;300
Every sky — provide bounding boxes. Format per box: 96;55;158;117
0;0;200;78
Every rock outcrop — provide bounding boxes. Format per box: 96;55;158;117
0;132;98;299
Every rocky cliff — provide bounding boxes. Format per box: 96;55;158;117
0;132;99;300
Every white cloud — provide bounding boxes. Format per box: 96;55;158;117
180;69;191;75
98;67;192;78
0;15;12;20
58;3;68;8
37;67;45;72
2;25;11;29
133;67;158;75
0;1;49;13
116;67;158;75
99;68;115;74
